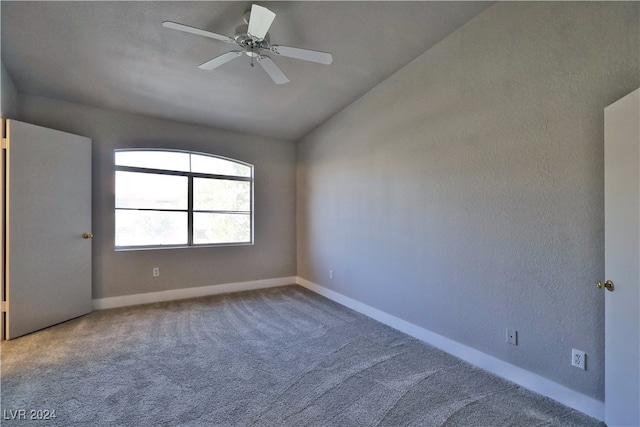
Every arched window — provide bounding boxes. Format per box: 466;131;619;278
114;149;253;248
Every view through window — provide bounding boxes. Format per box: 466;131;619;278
115;150;253;248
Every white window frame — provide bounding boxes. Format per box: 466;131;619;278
114;149;254;250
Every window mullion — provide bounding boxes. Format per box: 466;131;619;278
116;165;189;177
115;165;250;182
115;207;188;213
188;175;194;246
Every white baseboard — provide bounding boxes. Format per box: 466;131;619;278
93;276;297;310
296;277;604;422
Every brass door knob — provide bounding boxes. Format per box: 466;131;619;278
597;280;614;292
82;232;93;239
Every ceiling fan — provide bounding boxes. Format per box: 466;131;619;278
162;4;333;84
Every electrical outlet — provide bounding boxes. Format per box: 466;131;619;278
329;270;333;280
572;349;586;370
506;328;517;345
153;267;160;277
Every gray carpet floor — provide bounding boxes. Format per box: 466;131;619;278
1;285;603;426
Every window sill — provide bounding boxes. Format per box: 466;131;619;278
115;242;254;252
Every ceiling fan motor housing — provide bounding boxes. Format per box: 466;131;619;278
234;24;270;56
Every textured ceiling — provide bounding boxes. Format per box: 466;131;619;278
1;1;492;141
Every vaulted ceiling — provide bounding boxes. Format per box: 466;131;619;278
1;1;492;141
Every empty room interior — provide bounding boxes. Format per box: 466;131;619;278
1;1;639;426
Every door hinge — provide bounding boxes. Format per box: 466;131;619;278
1;138;8;150
1;301;6;312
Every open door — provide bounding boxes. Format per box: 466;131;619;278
603;88;640;426
4;120;92;339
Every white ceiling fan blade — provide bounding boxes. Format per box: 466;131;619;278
198;51;243;70
257;56;289;84
162;21;235;43
247;5;275;41
270;45;333;65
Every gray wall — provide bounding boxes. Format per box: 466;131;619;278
1;61;19;118
19;94;296;299
297;2;639;400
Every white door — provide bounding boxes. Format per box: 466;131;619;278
4;120;92;339
604;88;640;426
